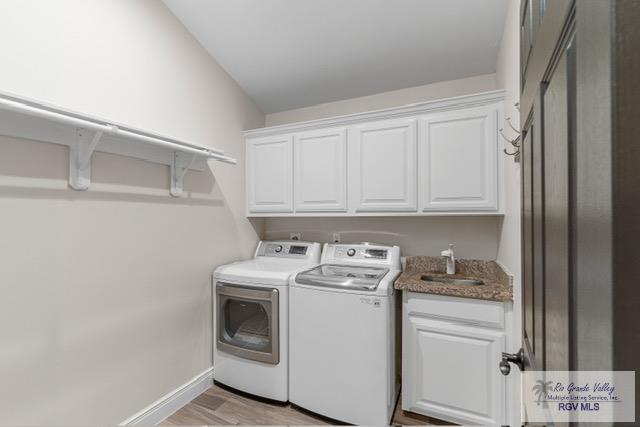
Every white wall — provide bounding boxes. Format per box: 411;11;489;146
265;73;497;126
495;0;521;350
266;216;500;259
496;0;522;296
495;1;522;425
0;0;264;424
264;74;502;259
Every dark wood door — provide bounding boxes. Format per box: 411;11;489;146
541;40;575;373
521;84;546;372
513;0;640;424
509;2;577;424
520;1;575;376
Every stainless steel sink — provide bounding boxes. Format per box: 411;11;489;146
420;275;484;286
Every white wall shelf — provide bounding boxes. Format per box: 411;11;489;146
0;91;236;196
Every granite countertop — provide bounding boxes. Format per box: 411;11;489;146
394;256;513;302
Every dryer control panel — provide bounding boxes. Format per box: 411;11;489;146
255;241;321;260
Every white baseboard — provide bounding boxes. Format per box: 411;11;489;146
120;367;214;426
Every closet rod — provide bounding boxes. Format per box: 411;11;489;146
0;96;235;163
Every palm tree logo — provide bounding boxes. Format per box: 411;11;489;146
532;380;553;406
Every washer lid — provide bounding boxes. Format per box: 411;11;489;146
295;264;389;291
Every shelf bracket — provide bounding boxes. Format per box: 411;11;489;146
69;128;105;190
170;152;198;197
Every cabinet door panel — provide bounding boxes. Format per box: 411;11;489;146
294;128;347;212
403;316;505;426
246;135;293;213
352;118;417;212
420;106;499;211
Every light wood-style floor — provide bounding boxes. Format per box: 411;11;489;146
162;383;451;426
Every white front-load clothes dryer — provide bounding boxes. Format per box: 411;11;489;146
290;243;401;425
213;241;321;402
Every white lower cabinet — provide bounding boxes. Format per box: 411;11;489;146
402;292;508;426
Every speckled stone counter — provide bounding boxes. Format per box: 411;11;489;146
394;256;513;302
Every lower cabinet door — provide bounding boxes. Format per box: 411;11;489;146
402;315;506;426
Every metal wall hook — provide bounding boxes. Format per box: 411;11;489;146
500;107;522;163
505;117;520;134
499;128;520;145
504;146;519;156
503;144;521;162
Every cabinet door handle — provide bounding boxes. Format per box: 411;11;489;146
499;348;524;375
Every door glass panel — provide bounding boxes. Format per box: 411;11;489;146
222;298;272;352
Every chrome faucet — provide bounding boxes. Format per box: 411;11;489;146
441;244;455;275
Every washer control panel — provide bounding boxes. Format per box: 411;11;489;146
325;243;402;270
334;246;388;260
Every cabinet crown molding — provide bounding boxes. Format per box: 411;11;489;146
245;90;505;138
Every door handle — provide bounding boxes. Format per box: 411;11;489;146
499;348;524;375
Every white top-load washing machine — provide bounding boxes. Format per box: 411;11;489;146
290;242;401;425
213;240;321;402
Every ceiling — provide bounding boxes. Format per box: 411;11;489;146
163;0;508;114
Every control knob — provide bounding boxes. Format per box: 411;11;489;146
347;248;356;257
274;245;283;253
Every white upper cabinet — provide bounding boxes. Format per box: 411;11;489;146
419;105;500;211
294;127;347;212
351;118;417;212
246;134;293;213
244;90;504;216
